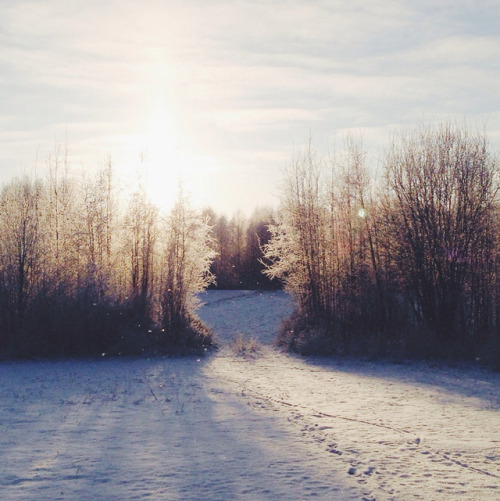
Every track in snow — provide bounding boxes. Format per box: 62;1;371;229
1;290;499;500
199;290;500;500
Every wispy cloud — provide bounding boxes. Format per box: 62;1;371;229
1;0;499;212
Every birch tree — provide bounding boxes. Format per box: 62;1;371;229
0;177;45;335
160;189;216;342
123;186;158;319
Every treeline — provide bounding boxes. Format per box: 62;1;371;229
0;150;215;358
264;122;500;366
201;207;279;290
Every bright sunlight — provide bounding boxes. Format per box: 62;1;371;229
123;112;201;212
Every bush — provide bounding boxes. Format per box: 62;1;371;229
276;312;340;356
152;315;216;356
231;333;262;358
0;287;215;360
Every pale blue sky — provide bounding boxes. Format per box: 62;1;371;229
1;0;499;214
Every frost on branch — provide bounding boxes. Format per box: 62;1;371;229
159;188;217;351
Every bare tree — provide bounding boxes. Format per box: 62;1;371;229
383;122;499;342
0;177;45;334
159;188;216;339
123;185;158;319
263;141;326;317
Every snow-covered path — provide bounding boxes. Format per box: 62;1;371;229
0;290;499;500
201;291;500;500
208;350;500;500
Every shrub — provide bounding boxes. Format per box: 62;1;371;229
231;333;262;358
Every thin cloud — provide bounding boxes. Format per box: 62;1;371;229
0;0;499;213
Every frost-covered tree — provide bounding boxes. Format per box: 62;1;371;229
264;142;325;315
159;188;216;343
123;185;158;319
264;137;387;353
44;144;81;293
243;207;277;289
77;160;117;298
0;177;45;334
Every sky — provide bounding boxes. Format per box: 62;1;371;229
1;0;499;215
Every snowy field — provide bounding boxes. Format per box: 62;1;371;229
1;290;499;500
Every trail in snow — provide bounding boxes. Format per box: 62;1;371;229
197;289;293;345
0;290;499;500
198;290;500;500
208;350;500;500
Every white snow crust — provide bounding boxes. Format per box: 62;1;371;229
1;290;499;500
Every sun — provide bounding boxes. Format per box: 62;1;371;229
131;114;200;212
118;94;217;213
117;62;218;212
141;116;182;206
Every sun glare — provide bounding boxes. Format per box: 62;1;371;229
143;116;182;204
128;113;201;212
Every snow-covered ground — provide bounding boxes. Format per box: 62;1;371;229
1;290;499;500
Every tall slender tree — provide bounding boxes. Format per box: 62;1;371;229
160;188;216;341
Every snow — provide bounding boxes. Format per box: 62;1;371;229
1;290;499;500
196;289;293;345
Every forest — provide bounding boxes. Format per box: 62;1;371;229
265;122;500;367
1;121;499;366
0;143;276;358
